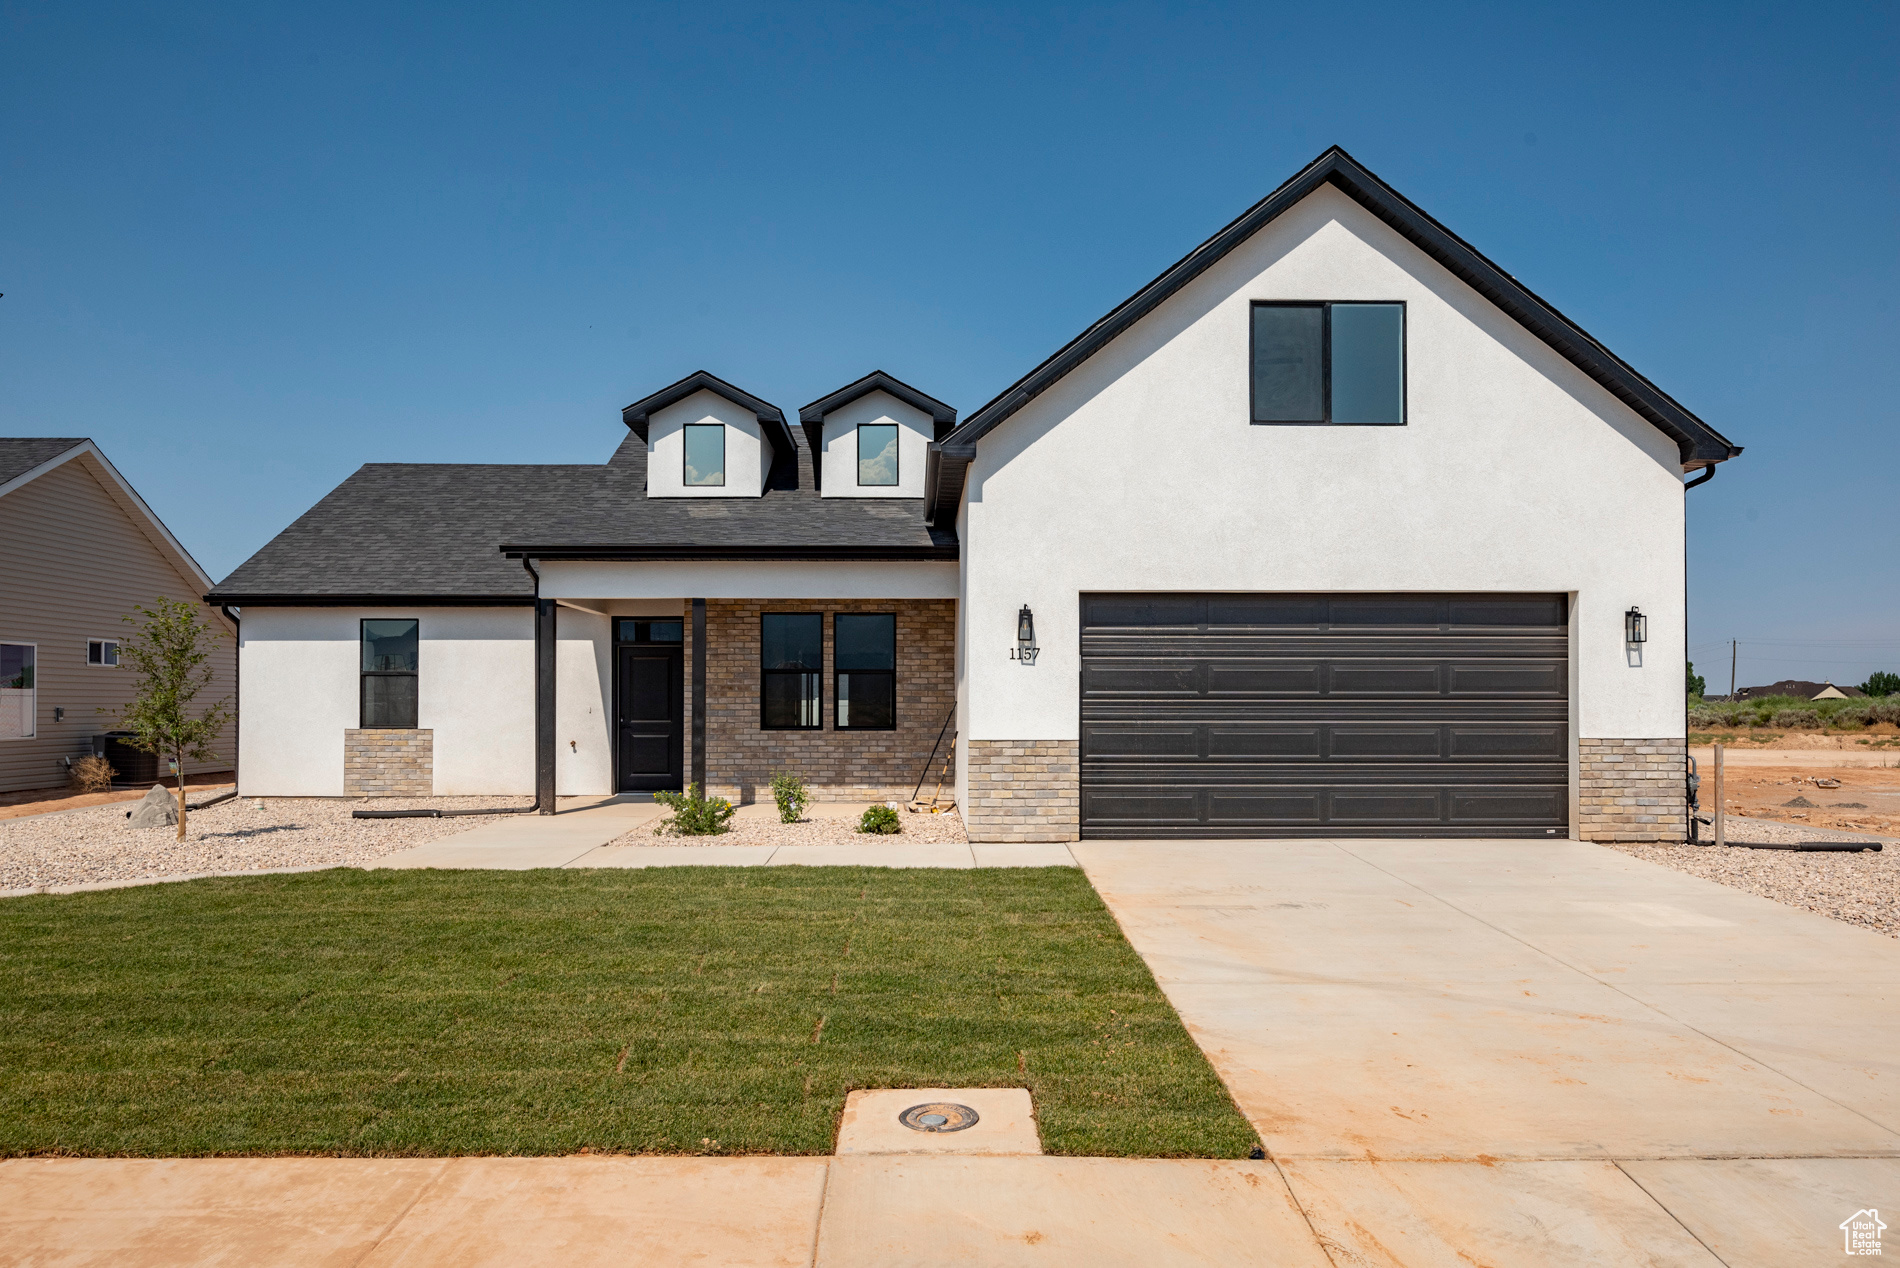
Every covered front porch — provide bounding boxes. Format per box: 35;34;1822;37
526;557;960;812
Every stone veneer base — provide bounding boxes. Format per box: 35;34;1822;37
343;728;433;796
964;739;1080;843
1578;737;1688;842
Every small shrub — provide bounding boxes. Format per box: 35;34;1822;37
857;803;901;835
69;754;116;792
652;784;735;836
1874;701;1900;726
769;771;810;824
1686;706;1727;728
1770;709;1822;730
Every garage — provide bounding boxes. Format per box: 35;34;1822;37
1079;593;1570;839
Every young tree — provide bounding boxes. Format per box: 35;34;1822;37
1686;661;1706;698
110;598;232;841
1863;670;1900;699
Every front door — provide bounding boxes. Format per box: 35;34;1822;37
617;645;683;791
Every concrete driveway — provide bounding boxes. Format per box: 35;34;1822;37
1076;838;1900;1265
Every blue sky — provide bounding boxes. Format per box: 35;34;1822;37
2;1;1895;689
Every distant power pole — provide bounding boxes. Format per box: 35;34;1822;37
1730;639;1738;699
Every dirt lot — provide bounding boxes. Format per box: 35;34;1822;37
1703;760;1900;838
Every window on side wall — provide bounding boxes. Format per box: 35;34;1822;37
857;424;898;486
683;424;726;487
0;643;35;739
1251;301;1405;425
87;639;119;666
761;613;822;729
834;613;895;730
360;619;419;729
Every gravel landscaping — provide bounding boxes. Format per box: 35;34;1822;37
0;794;536;892
1609;815;1900;938
613;805;969;849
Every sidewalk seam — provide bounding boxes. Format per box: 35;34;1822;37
348;1158;453;1267
807;1159;835;1267
1612;1159;1734;1267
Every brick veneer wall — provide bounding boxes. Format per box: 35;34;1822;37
1578;737;1688;842
964;739;1080;843
697;599;956;804
343;728;433;796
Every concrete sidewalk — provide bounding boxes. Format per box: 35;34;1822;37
1076;837;1900;1264
0;1155;1328;1267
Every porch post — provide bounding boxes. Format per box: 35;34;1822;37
536;598;556;813
691;598;707;791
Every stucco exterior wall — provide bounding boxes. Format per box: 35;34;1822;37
239;606;541;797
820;390;934;498
953;183;1687;814
645;389;774;497
540;560;956;601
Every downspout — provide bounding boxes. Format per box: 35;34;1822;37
1680;461;1717;843
351;562;546;820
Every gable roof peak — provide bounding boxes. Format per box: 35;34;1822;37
925;146;1740;524
619;371;797;473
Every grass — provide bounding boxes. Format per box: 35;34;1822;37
0;867;1257;1160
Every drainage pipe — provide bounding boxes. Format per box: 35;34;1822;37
352;564;547;822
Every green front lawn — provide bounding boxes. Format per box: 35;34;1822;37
0;867;1256;1159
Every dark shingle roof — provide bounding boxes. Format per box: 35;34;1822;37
0;438;85;486
210;430;955;602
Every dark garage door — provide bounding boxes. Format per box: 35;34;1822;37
1079;593;1570;839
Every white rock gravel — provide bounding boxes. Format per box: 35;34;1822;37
0;795;534;892
1609;815;1900;938
613;807;969;849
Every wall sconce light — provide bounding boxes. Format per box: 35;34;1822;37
1012;605;1039;665
1625;607;1648;645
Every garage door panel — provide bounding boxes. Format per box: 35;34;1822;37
1080;591;1569;840
1446;662;1567;695
1447;727;1566;759
1206;663;1324;694
1207;729;1322;758
1327;663;1444;694
1449;790;1569;822
1083;662;1202;695
1328;789;1446;822
1207;792;1324;823
1330;728;1444;758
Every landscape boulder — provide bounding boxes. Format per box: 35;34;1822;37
125;784;178;829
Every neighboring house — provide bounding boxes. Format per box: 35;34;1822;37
211;148;1741;843
1737;680;1866;701
0;438;236;793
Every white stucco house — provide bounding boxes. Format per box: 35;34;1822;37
210;148;1739;843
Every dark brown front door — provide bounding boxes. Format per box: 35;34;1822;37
617;645;683;792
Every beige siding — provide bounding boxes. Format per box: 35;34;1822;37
0;455;235;793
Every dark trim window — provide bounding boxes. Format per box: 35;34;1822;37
833;613;895;731
683;423;726;487
1251;301;1405;425
0;642;34;740
857;424;898;486
761;613;822;729
86;638;120;666
615;618;683;644
360;619;419;729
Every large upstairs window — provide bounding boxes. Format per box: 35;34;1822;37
1251;302;1405;425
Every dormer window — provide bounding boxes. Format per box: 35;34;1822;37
858;424;898;486
683;424;726;487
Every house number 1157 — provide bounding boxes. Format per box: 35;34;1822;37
1010;646;1039;665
